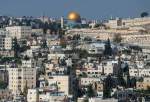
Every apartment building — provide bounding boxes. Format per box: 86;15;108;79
27;88;69;102
105;17;150;28
48;53;65;60
22;59;36;68
6;26;32;39
27;89;39;102
0;89;13;101
80;77;102;86
0;35;12;50
84;61;116;76
129;68;150;77
8;65;36;95
0;50;14;57
46;75;69;95
45;63;65;76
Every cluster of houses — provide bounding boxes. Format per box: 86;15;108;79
0;16;149;102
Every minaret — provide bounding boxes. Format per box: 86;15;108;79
61;16;64;29
9;17;13;26
110;15;113;20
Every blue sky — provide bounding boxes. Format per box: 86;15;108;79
0;0;149;19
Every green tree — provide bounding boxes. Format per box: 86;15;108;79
73;24;81;29
60;38;66;48
94;24;101;28
87;84;95;98
129;45;142;52
78;49;88;58
79;72;88;78
24;55;30;60
1;57;12;63
113;33;122;43
0;80;7;89
41;39;48;48
103;75;113;98
23;80;28;101
84;37;92;42
117;57;127;87
43;22;49;34
94;23;106;28
130;77;136;88
141;12;149;18
22;40;27;45
12;37;20;58
15;57;22;65
146;86;150;93
104;39;112;56
19;45;30;53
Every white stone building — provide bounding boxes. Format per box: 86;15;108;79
105;17;150;28
8;61;36;96
48;53;65;60
129;67;150;77
22;59;36;68
0;36;12;50
46;75;69;95
80;77;102;86
27;89;38;102
6;26;32;39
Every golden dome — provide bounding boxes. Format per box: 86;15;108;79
67;11;81;22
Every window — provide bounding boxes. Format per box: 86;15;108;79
134;71;137;73
18;77;22;79
18;85;21;87
18;69;22;72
